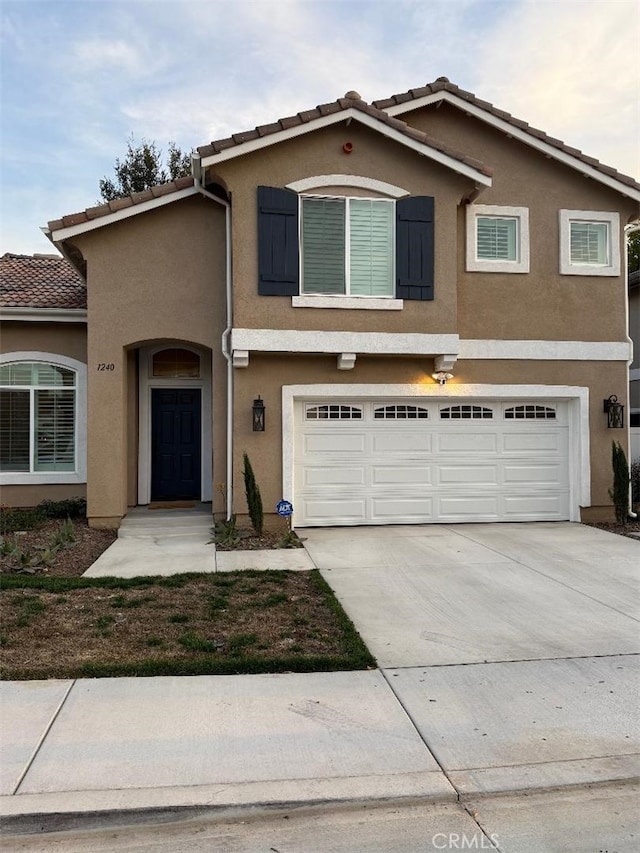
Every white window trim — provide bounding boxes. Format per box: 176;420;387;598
286;175;409;198
299;194;396;300
0;352;87;485
559;210;620;276
466;204;530;273
292;295;403;310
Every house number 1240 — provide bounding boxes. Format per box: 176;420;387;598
96;363;115;371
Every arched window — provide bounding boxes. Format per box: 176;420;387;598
152;348;200;378
0;362;77;473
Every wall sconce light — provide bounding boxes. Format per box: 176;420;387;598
603;395;624;428
252;396;265;432
432;372;454;385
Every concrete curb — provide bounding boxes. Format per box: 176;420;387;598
0;771;455;835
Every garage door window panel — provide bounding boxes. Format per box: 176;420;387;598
374;405;429;419
505;405;557;420
305;404;363;420
440;405;493;419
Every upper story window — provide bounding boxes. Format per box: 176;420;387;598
257;186;435;304
559;210;620;276
301;196;394;297
152;348;200;378
465;204;530;274
0;362;76;474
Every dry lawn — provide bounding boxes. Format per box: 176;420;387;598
1;516;373;680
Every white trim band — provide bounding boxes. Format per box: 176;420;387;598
0;307;87;323
231;328;459;355
232;329;630;361
459;340;630;360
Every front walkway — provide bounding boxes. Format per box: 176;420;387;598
84;507;314;576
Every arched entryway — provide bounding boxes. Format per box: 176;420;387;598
137;343;212;505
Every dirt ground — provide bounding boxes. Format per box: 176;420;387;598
584;519;640;540
0;519;116;577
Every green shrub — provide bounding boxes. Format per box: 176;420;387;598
608;441;629;524
38;497;86;519
0;507;44;534
631;458;640;506
242;452;263;536
212;516;239;547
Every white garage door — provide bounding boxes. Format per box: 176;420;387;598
294;399;570;526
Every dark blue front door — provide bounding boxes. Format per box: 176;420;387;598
151;389;201;501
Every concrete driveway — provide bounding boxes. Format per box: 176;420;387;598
301;521;640;793
301;522;639;667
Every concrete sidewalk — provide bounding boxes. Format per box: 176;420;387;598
1;521;639;841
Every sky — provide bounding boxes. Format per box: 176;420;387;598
1;0;639;256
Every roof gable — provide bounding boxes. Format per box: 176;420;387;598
374;78;640;202
197;92;492;187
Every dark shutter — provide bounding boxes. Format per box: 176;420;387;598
395;196;434;301
257;186;299;296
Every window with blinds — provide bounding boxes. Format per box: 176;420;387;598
570;222;608;265
0;362;76;473
301;197;393;296
477;217;517;261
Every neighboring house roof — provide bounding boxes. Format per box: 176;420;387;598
373;77;640;198
0;253;86;309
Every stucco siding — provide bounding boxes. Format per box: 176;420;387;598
72;195;227;524
213;122;469;335
232;353;627;522
395;103;635;343
0;321;86;362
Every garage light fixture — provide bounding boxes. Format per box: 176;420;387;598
603;395;624;428
252;396;265;432
432;372;454;385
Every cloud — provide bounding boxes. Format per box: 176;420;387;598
72;38;144;72
473;0;640;177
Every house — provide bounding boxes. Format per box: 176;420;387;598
1;77;639;528
0;253;87;506
630;267;640;459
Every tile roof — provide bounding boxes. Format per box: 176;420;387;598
0;253;86;309
47;176;195;233
196;91;493;179
372;77;640;192
45;80;638;237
